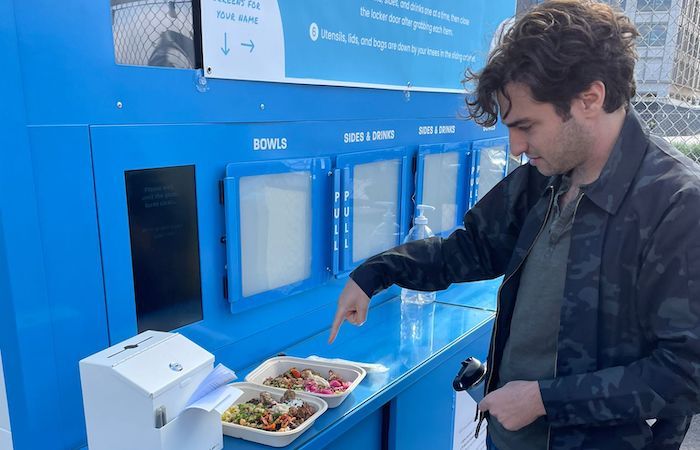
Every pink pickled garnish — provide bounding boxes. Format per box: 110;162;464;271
319;388;334;394
329;380;342;388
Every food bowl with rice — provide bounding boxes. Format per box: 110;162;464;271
221;382;327;447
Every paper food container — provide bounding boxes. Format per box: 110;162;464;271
244;356;366;408
221;382;328;447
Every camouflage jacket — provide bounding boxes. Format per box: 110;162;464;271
351;110;700;449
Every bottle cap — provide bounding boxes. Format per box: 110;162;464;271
414;204;435;225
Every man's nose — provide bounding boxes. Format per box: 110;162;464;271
509;129;528;156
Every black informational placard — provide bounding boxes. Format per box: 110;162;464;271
125;165;203;332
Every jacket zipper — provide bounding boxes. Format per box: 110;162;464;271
546;192;585;450
474;185;556;438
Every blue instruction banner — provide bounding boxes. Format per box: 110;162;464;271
201;0;514;92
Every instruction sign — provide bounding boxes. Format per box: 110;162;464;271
453;390;487;450
201;0;514;92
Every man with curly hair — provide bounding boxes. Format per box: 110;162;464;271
330;0;700;448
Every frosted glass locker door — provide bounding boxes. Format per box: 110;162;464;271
223;157;331;313
415;142;471;236
473;137;509;203
336;148;410;274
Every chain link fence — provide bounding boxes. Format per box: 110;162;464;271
110;0;196;68
611;0;700;163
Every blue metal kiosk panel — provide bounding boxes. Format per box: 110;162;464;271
91;124;233;345
325;409;383;450
26;126;110;447
223;158;332;313
0;1;63;448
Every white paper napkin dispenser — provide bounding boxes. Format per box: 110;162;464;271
80;330;229;450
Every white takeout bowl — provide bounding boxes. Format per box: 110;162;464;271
244;356;367;408
221;382;328;447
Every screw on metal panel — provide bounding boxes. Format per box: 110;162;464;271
328;171;333;176
195;69;209;93
169;362;183;372
404;82;412;102
206;67;212;74
259;103;265;111
116;101;123;109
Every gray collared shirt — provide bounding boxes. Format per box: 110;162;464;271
489;175;584;450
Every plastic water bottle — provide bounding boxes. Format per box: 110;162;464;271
401;204;436;304
400;301;436;365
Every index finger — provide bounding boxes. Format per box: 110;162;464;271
328;306;346;344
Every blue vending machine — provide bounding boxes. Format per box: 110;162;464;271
0;0;516;448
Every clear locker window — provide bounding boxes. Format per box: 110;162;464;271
239;171;312;297
110;0;196;68
422;152;459;234
352;159;400;262
477;146;507;199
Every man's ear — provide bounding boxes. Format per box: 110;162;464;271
573;81;606;117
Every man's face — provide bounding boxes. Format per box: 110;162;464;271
497;82;593;177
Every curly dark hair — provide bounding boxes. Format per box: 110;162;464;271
465;0;640;126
